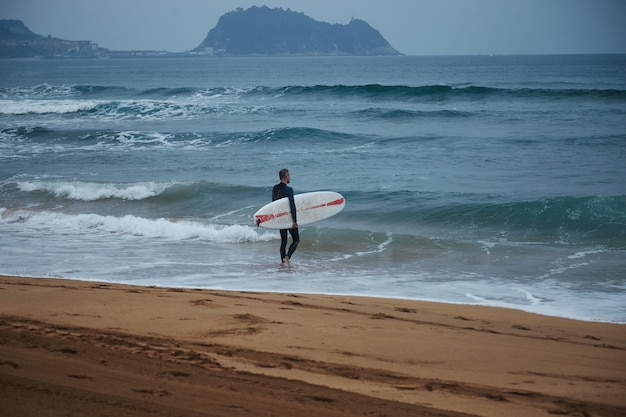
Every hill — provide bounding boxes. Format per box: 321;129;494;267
193;6;402;56
0;19;100;58
0;19;43;41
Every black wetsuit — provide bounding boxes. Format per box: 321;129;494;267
272;182;299;262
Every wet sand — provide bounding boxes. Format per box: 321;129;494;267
1;275;624;417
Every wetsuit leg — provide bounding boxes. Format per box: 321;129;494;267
279;229;288;261
287;227;300;259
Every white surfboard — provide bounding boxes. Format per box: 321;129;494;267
254;191;345;229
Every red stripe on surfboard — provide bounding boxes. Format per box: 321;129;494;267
255;211;290;224
255;214;274;223
327;198;345;206
301;198;345;212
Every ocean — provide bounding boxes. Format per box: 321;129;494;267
1;55;625;323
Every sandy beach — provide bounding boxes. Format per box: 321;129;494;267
1;275;624;417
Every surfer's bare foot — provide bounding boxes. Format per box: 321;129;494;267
282;257;290;265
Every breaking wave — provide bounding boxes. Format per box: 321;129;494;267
0;207;273;243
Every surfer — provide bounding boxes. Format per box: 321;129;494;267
272;168;299;264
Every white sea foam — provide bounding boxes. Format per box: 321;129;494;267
514;288;543;305
567;247;606;259
0;208;274;243
354;232;393;256
539;248;607;279
0;93;263;122
108;131;175;147
17;180;170;201
477;239;497;255
332;232;393;261
0;99;100;114
0;84;74;99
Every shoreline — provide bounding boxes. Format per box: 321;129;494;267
1;274;625;417
4;272;623;325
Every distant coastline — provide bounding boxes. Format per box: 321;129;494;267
1;7;401;59
2;16;623;59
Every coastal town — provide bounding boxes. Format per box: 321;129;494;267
0;20;196;58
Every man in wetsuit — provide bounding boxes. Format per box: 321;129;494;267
272;168;299;264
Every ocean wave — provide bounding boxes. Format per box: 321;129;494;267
137;86;197;98
351;107;472;120
0;97;271;119
343;191;626;245
261;84;626;102
93;128;353;148
3;83;622;121
0;99;102;115
15;180;174;201
7;178;264;207
0;207;274;243
1;126;55;138
4;83;625;103
0;128;184;153
0;84;75;99
418;195;626;236
0;83;257;101
0;84;130;99
88;99;246;120
0;127;359;153
0;98;190;118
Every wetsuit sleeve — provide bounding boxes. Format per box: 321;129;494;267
286;187;297;223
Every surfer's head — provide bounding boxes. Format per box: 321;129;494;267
279;168;290;183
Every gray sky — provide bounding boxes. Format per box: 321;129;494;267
2;0;625;55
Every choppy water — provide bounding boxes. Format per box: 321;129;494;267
1;55;625;322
